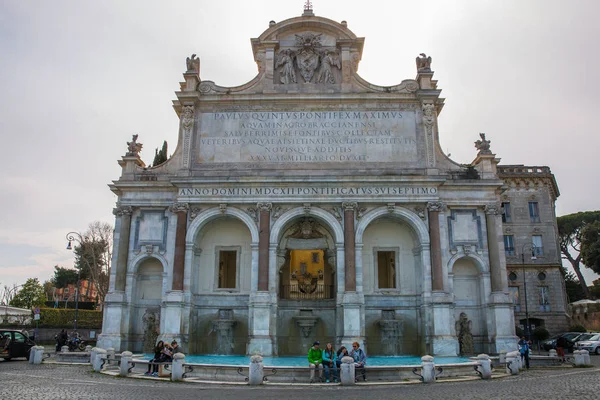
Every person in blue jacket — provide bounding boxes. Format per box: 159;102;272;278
350;341;367;381
322;342;337;382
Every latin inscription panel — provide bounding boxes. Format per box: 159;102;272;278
197;110;420;164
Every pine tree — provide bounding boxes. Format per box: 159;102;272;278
151;140;168;167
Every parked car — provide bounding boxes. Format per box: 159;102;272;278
575;333;600;355
541;332;587;353
0;329;36;361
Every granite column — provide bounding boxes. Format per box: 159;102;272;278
343;202;357;292
257;203;272;291
427;202;445;292
169;203;189;291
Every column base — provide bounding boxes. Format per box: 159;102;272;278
248;291;276;356
432;336;458;356
247;337;274;356
97;333;123;351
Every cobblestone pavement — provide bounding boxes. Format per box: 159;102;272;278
1;357;599;400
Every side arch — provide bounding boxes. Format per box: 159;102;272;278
447;252;488;274
185;206;260;245
355;206;430;245
270;206;344;244
129;253;168;275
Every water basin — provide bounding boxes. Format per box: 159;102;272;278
143;354;471;366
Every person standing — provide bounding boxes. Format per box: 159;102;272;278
518;336;531;369
322;342;337;383
308;340;323;382
350;341;367;381
556;336;567;362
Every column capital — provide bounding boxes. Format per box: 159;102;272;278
484;203;501;215
113;205;133;216
342;201;358;211
427;201;446;212
169;202;189;214
257;202;272;212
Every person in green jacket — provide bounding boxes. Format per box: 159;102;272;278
308;340;323;382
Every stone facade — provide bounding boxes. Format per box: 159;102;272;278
98;8;566;356
498;166;570;335
570;300;600;332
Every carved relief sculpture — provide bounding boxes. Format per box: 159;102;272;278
416;53;432;72
126;134;143;157
475;133;492;155
181;105;194;168
317;50;341;84
275;49;297;84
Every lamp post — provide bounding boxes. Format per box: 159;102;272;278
520;244;537;339
66;232;83;331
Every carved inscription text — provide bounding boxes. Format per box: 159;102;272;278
197;110;420;164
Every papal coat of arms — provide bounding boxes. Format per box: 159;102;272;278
275;32;340;84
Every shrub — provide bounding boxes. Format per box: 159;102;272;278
569;324;587;333
532;326;550;341
37;308;102;328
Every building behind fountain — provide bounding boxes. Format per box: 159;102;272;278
98;5;569;357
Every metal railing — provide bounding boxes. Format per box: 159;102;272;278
280;285;334;300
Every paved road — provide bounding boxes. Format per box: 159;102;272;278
1;358;599;400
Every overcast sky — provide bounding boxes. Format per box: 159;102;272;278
1;0;598;291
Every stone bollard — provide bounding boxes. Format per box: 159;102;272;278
119;351;133;376
421;355;436;383
85;345;93;352
29;347;35;364
340;356;355;385
548;349;557;358
61;345;69;353
516;352;523;370
33;346;45;364
171;353;185;381
476;354;492;379
573;350;585;366
506;351;519;375
248;355;264;385
93;348;107;372
90;347;98;366
582;350;590;365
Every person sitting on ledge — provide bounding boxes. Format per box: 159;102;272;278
322;342;337;383
350;341;367;381
308;340;323;382
171;340;182;354
146;340;164;376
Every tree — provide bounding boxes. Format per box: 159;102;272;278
9;278;46;309
589;279;600;300
151;140;168;167
51;266;80;288
563;268;586;303
73;221;113;302
42;280;55;303
580;221;600;274
557;211;600;298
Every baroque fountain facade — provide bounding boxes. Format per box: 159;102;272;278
98;7;520;357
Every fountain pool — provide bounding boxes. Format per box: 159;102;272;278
142;354;471;366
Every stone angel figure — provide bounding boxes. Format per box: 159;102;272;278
474;132;492;154
416;53;432;72
317;50;341;84
126;134;143;156
186;53;200;74
275;49;297;84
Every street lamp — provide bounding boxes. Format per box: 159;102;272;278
66;232;83;331
520;244;537;339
